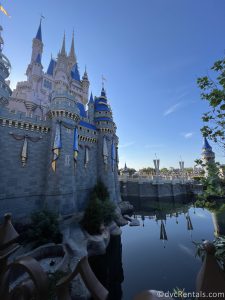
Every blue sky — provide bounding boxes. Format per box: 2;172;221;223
2;0;225;169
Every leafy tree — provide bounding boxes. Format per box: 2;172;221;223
25;209;62;248
195;159;225;199
160;167;168;174
139;167;155;175
197;57;225;148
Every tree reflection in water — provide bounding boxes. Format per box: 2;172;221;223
88;235;124;300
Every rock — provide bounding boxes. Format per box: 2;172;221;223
123;214;133;221
114;207;128;226
118;201;134;214
129;219;140;226
107;221;122;236
85;229;110;257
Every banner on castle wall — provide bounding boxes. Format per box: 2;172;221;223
84;146;89;168
52;122;62;172
9;133;42;167
73;127;79;164
21;137;28;167
111;140;116;172
103;137;108;169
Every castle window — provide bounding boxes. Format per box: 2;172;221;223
80;127;82;130
66;128;71;134
87;129;89;133
65;155;71;167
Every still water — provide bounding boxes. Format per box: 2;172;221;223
90;198;225;300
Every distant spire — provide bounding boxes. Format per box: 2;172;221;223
69;30;76;63
82;66;88;81
101;87;106;97
60;32;66;56
89;92;94;103
35;19;42;41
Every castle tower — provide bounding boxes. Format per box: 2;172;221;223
26;20;43;79
45;89;80;215
88;92;94;122
81;67;89;104
0;26;12;106
53;33;70;92
95;87;121;202
68;30;77;69
202;137;215;176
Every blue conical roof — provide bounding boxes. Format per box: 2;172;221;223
89;92;94;104
35;21;42;41
101;87;106;97
71;63;80;81
202;137;212;150
47;58;56;75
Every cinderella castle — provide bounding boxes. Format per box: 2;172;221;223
0;22;121;220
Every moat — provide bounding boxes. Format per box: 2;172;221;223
90;197;225;300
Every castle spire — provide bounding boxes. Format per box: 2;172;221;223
35;19;42;41
101;86;106;98
202;137;212;150
82;65;88;81
69;30;76;64
89;92;94;103
60;32;66;56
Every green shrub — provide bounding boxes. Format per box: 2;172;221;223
25;209;62;248
81;181;116;235
93;180;109;201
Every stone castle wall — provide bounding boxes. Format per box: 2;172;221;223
0;107;120;221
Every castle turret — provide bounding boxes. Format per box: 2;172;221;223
26;20;43;79
88;92;94;122
45;88;81;214
202;137;215;176
81;67;89;104
0;26;12;106
68;31;77;68
95;88;121;202
54;33;69;92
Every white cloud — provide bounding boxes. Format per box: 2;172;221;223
163;102;182;116
183;132;194;139
119;141;135;148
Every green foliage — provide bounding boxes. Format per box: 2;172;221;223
194;236;225;271
93;180;109;201
197;57;225;146
81;181;116;235
139;167;155;175
195;199;217;211
25;209;62;248
192;176;203;182
160;168;169;174
195;159;225;200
